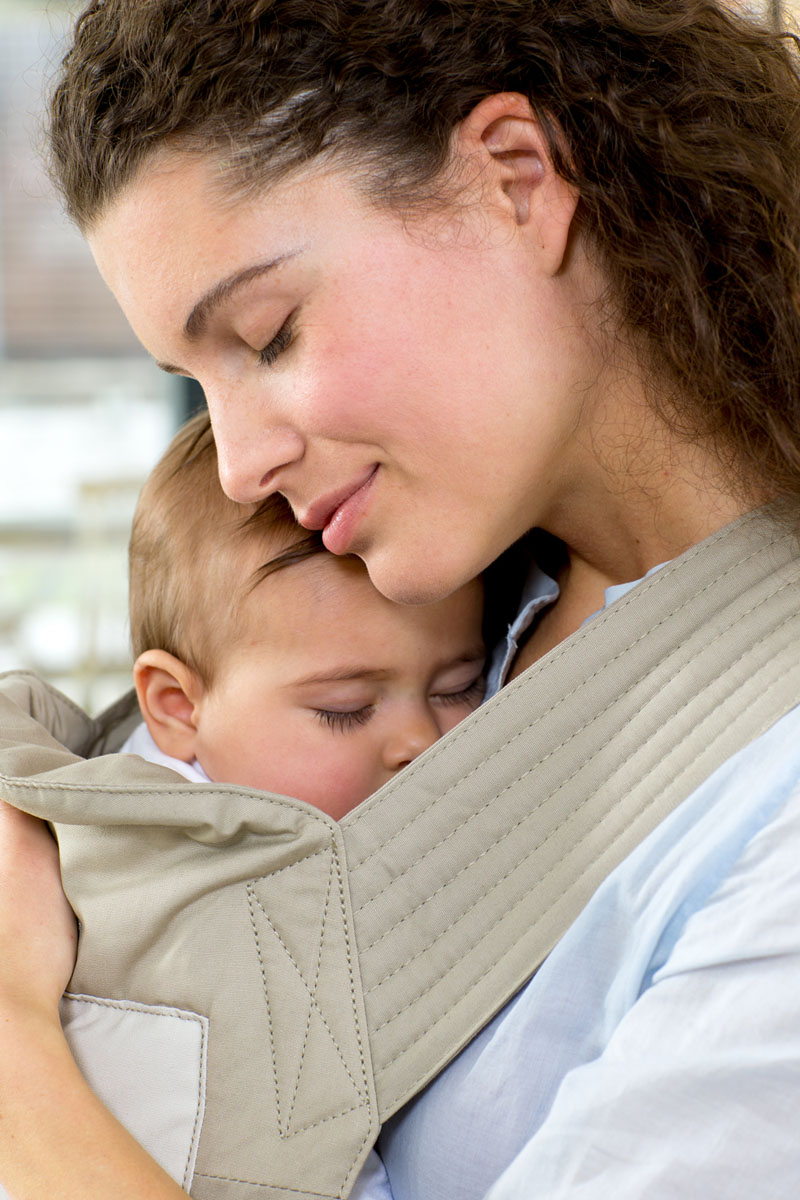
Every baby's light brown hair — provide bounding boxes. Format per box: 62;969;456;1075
129;412;325;686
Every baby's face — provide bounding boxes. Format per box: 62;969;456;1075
191;554;485;818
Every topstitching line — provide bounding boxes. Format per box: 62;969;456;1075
346;532;774;865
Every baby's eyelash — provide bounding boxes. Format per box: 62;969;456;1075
257;316;294;367
435;678;486;707
314;706;374;732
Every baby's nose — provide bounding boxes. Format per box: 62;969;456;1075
383;709;441;772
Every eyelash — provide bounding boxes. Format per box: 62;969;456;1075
435;678;486;707
257;316;294;367
314;707;374;732
313;678;485;733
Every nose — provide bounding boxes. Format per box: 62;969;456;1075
205;394;305;505
383;706;442;773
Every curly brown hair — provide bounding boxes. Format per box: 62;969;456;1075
49;0;800;506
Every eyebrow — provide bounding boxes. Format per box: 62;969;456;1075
290;650;487;690
155;252;299;374
291;667;393;688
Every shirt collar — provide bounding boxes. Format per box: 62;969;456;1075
484;561;559;697
485;558;668;698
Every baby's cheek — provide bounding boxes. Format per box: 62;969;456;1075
307;750;376;821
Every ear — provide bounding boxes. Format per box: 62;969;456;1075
133;649;205;763
455;92;579;275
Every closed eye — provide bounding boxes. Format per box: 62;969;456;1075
257;315;295;366
433;676;485;708
314;706;374;732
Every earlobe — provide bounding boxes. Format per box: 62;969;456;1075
133;649;204;763
456;92;579;275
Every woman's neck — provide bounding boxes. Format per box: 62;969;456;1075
512;401;763;677
548;359;762;578
510;483;749;679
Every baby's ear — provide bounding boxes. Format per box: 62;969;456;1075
133;649;204;763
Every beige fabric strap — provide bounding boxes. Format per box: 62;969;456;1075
1;507;799;1199
345;505;800;1115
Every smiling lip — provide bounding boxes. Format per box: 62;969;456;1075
299;468;378;553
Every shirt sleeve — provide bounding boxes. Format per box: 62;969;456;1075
485;782;800;1200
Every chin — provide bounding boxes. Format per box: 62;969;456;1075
361;548;468;606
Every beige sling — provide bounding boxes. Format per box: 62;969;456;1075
2;506;800;1200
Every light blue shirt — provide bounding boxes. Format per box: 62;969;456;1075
362;566;800;1199
483;560;559;698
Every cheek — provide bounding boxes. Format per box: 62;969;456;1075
303;310;409;440
304;255;450;438
298;741;378;819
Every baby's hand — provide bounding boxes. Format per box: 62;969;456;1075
0;801;77;1021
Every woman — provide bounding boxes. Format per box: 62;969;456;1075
2;0;800;1196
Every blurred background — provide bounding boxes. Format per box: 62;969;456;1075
0;0;795;713
0;0;203;711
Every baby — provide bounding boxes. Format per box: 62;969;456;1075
120;411;486;814
38;410;484;1199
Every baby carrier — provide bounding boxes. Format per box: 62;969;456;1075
1;507;799;1199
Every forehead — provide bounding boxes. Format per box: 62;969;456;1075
237;553;381;643
234;551;483;659
88;152;378;337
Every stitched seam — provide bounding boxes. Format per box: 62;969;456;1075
63;993;204;1021
62;993;206;1189
246;845;337;1139
356;573;797;925
247;886;283;1135
2;669;95;726
284;853;335;1134
247;887;368;1113
181;1003;206;1190
249;884;367;1106
0;775;334;828
375;649;800;1108
259;849;331;878
193;1172;338;1197
368;607;799;1018
184;1010;207;1190
348;533;779;866
278;1102;364;1139
333;842;376;1194
346;515;774;846
334;844;370;1099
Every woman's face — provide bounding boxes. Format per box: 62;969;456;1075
89;150;600;603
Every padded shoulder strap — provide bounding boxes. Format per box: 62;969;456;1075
343;505;800;1118
1;506;799;1200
